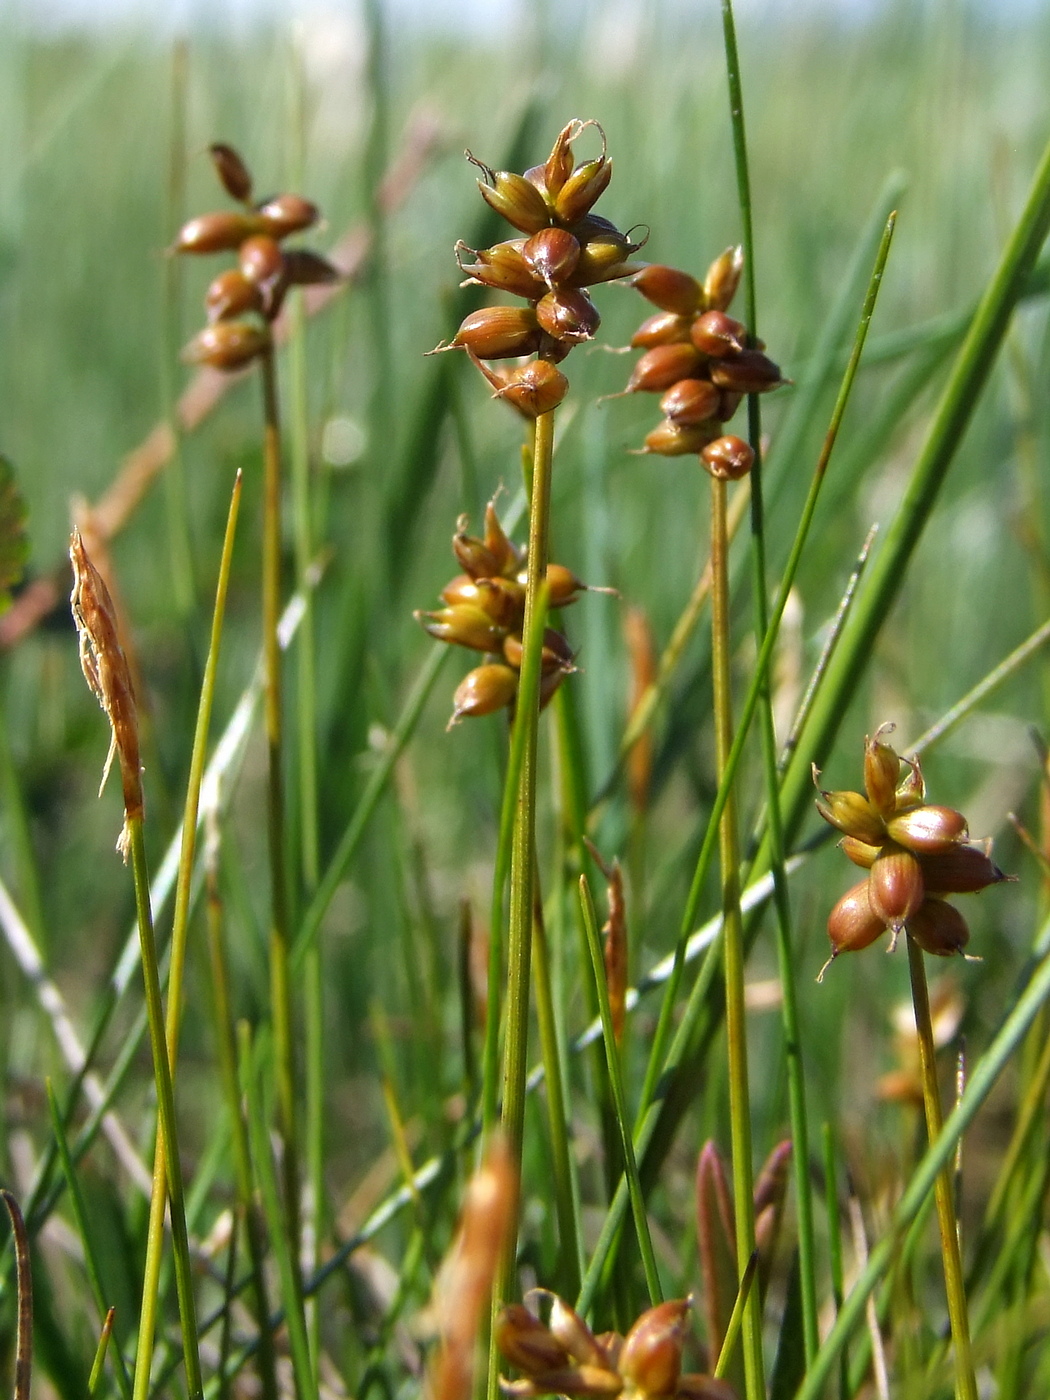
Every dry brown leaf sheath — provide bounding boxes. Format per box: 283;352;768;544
70;529;142;856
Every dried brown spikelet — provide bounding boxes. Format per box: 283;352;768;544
70;530;142;858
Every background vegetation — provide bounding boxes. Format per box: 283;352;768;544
1;2;1050;1398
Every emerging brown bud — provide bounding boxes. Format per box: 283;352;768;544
447;307;543;360
172;210;266;254
868;844;925;932
886;804;968;854
449;664;519;727
181;320;272;370
709;348;783;394
627;343;705;393
523;227;581;288
205;269;263;322
536;288;601;344
659;378;721;427
70;530;142;857
690;309;748;358
631;264;703;315
631;311;693;349
209;142;253;202
641;421;718;457
907;898;970;957
864;724;901;818
619;1299;690;1398
256;193;319;238
703;246;744;311
700;434;755;481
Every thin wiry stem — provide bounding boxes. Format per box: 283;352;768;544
906;936;979;1400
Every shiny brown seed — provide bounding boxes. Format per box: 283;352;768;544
450;665;520;727
181;320;271;370
907;898;970;957
453;519;503;581
703;245;744;311
571;225;644;287
447;307;543;360
209;142;253;201
710;348;783;393
172;210;266;254
700;434;754;481
631;264;703;315
543;562;586;607
627;343;705;393
630;311;694;349
690;309;748;357
554;153;612;224
523;228;581;287
256;193;319;238
468;156;552;234
536;288;600;344
886;804;969;854
490;360;570;419
868;844;925;932
826;880;886;957
917;844;1008;894
659;378;721;426
239;234;284;284
205;269;263;322
641;420;718;456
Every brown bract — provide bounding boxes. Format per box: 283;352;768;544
69;529;142;859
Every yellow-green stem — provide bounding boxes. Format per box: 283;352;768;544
127;815;202;1400
709;476;764;1400
906;935;978;1400
260;347;302;1277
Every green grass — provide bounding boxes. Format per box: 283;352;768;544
2;4;1050;1399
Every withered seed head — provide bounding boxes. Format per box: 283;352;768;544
70;530;142;857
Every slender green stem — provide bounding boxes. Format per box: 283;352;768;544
906;935;978;1400
579;875;662;1305
205;833;280;1400
713;1250;758;1382
126;815;202;1400
260;347;302;1273
87;1310;115;1399
709;475;764;1400
822;1123;850;1400
531;862;582;1299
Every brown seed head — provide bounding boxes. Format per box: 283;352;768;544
468;152;553;234
700;434;754;481
628;343;705;393
659;378;721;428
172;210;267;254
554;151;612;225
826;880;886;959
543;562;587;607
690;309;748;358
502;627;575;676
631;311;694;349
907;898;970;957
886;804;968;854
69;530;142;856
209;142;253;202
181;320;272;371
416;604;508;653
533;1292;610;1369
894;755;926;810
449;664;519;728
456;240;547;300
483;360;570;420
918;844;1009;895
495;1305;572;1375
523;227;582;287
864;724;901;818
536;288;601;344
571;223;645;287
447;307;543;360
641;420;718;457
631;264;704;315
256;193;319;238
205;269;263;323
868;844;925;932
840;835;881;869
709;348;783;394
814;786;886;844
619;1299;690;1398
239;233;286;284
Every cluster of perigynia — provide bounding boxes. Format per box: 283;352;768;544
496;1290;732;1400
815;724;1010;978
432;119;645;418
416;499;587;729
620;254;784;478
172;143;339;370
